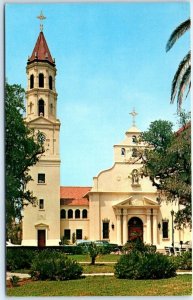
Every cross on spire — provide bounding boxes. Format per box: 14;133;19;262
37;11;46;32
129;108;138;127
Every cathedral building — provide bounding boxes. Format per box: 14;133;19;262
22;20;191;250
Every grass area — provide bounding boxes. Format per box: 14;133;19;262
67;254;119;262
7;275;192;296
14;264;115;274
82;263;114;273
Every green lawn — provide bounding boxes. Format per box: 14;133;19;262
82;263;114;273
14;263;115;275
7;275;192;296
68;254;119;262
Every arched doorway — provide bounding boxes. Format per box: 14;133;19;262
128;217;143;242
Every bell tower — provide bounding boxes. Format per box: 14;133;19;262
22;13;61;246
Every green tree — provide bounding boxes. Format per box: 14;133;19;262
88;242;101;265
5;82;44;234
140;116;191;228
166;19;191;111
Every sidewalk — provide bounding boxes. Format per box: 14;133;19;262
6;270;192;280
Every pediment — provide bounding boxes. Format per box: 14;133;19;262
27;117;58;126
34;222;49;228
113;196;160;208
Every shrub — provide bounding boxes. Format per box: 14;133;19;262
10;275;20;287
6;246;86;272
72;233;76;244
178;251;192;270
6;247;37;271
122;239;156;254
170;251;192;270
30;250;83;280
114;251;177;279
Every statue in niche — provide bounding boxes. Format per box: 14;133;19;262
131;169;139;185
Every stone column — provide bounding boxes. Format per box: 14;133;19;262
143;224;147;243
122;209;128;245
153;209;158;245
46;69;49;89
34;68;38;89
116;209;122;245
146;209;151;244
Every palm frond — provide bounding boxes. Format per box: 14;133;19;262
176;66;191;111
185;82;191;99
166;19;190;52
171;51;191;103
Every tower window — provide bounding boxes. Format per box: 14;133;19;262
38;173;45;183
39;199;44;210
68;209;73;219
39;73;44;88
132;135;137;143
30;74;34;89
75;209;80;219
49;76;53;90
121;148;125;156
61;209;66;219
82;209;87;219
38;99;45;116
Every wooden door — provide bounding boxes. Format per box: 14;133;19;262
128;217;143;242
38;230;46;247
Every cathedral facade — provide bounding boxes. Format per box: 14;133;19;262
22;24;191;250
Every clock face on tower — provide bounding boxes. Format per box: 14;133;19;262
37;132;46;144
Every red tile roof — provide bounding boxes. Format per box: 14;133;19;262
60;187;91;206
176;121;191;135
28;32;55;66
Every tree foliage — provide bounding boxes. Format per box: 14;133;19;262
5;82;44;232
140;115;191;228
166;19;191;110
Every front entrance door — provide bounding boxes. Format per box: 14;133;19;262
128;217;143;242
38;230;46;247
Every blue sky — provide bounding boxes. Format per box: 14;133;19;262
5;2;190;186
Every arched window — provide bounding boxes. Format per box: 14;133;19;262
39;73;44;88
49;76;53;90
38;99;44;116
132;135;137;143
68;209;73;219
60;209;66;219
121;148;125;156
82;209;87;219
132;148;138;157
30;74;34;89
75;209;80;219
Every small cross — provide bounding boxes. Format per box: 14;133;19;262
129;108;138;127
37;11;46;32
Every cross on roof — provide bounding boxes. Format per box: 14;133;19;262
129;108;138;127
37;11;46;32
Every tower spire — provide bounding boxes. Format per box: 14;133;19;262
37;11;46;32
129;108;138;127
